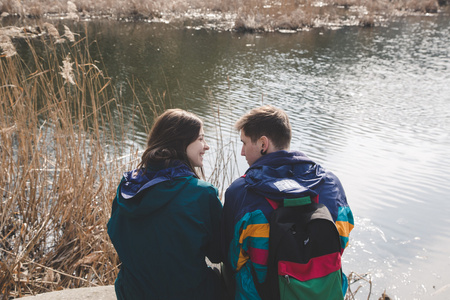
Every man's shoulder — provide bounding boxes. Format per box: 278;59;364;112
224;176;250;209
313;163;344;189
224;176;273;216
225;176;246;194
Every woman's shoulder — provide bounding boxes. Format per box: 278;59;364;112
176;178;222;211
184;177;218;196
188;176;217;189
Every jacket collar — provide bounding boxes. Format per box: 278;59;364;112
120;163;194;200
248;150;313;171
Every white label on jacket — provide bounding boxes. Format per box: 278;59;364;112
273;179;302;192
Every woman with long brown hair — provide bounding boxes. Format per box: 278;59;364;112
108;109;222;299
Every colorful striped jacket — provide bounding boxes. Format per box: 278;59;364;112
221;151;354;299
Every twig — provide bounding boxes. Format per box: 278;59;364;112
26;261;99;286
0;249;98;287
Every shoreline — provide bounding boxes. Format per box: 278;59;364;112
1;1;449;33
21;285;116;299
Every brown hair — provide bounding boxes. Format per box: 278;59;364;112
235;105;291;149
138;109;204;178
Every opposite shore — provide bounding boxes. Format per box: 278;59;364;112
1;0;449;33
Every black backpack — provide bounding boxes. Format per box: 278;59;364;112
255;194;344;300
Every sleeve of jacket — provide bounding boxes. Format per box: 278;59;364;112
222;180;269;300
230;210;269;300
333;176;354;253
206;186;223;263
318;171;354;252
336;203;354;252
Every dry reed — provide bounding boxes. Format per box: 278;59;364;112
203;90;242;200
0;24;144;298
0;22;238;299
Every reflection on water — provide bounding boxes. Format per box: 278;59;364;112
8;10;450;298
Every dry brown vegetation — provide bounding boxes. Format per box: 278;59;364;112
0;0;448;31
0;23;237;298
0;25;145;298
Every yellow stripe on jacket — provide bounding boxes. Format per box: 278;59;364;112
236;223;270;271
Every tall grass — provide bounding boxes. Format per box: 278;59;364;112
0;24;146;298
0;23;238;298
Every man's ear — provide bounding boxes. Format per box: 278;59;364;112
260;136;269;152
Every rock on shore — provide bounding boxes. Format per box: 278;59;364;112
21;285;116;300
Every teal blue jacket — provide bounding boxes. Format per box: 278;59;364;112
107;163;223;300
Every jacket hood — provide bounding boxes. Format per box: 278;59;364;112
116;163;194;216
244;150;323;202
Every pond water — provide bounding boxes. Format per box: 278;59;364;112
86;15;450;299
7;8;450;299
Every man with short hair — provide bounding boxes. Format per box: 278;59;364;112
221;105;354;299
